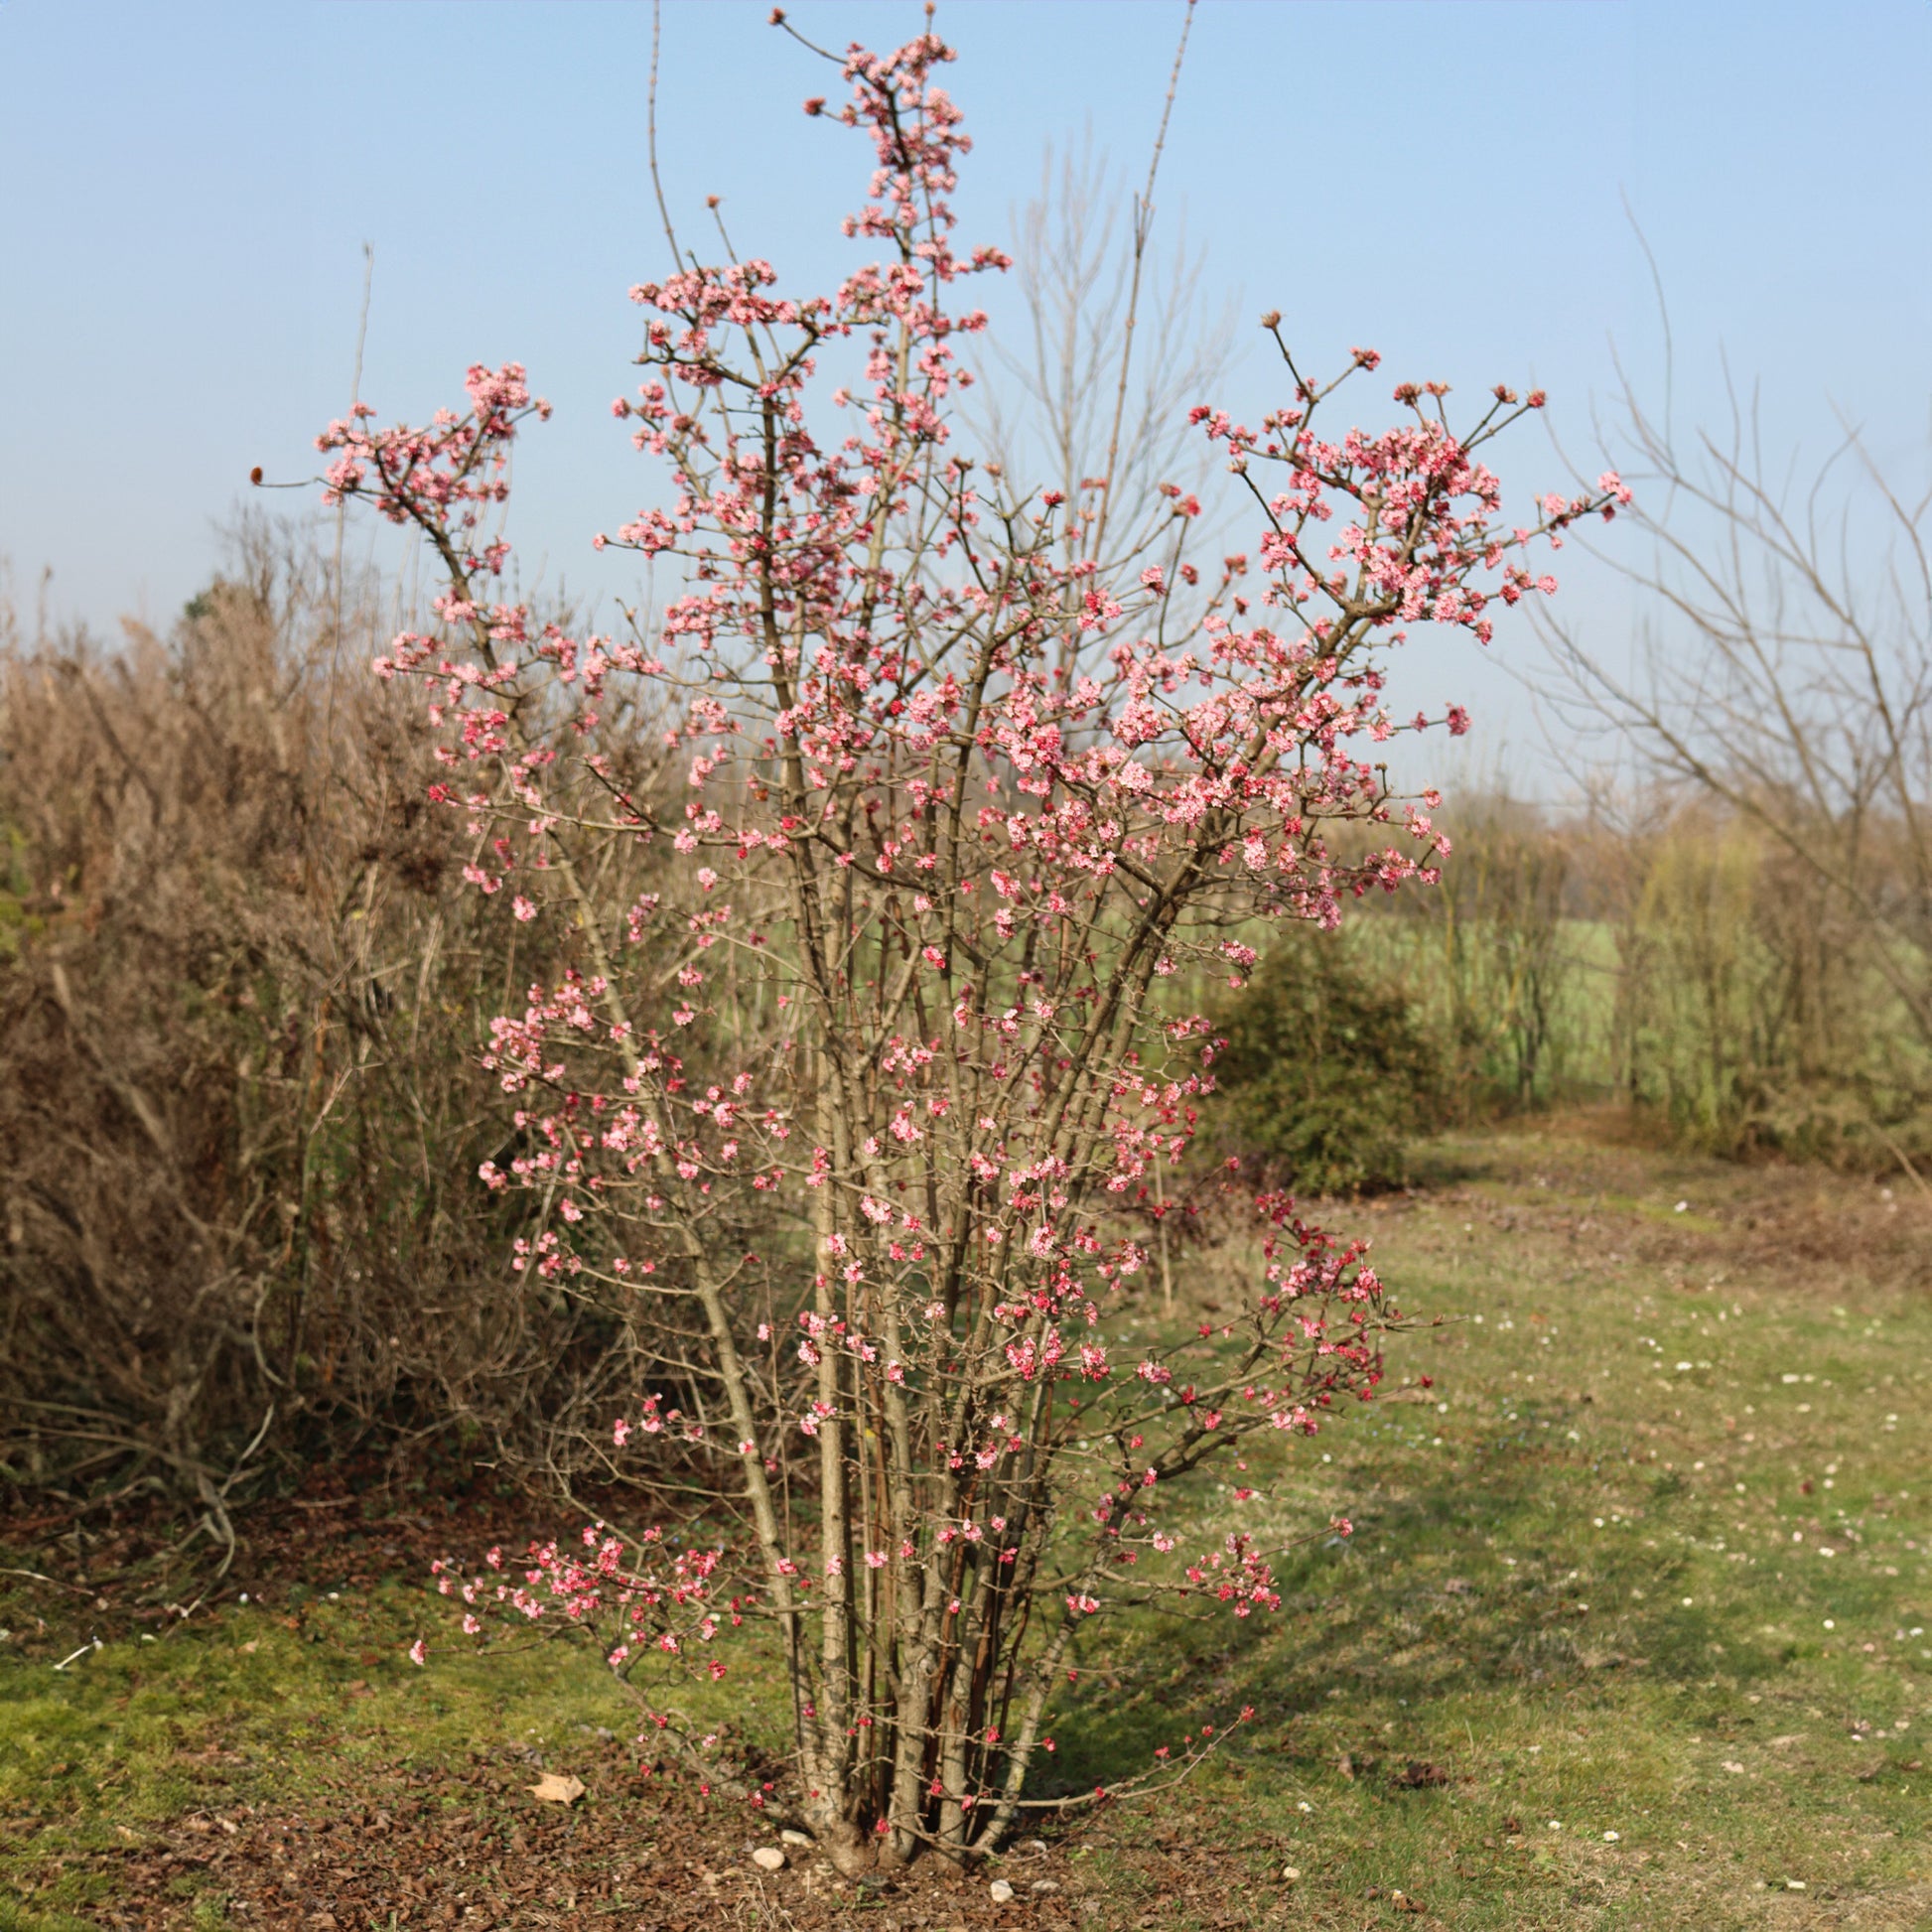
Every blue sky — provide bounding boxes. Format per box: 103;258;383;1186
3;0;1926;780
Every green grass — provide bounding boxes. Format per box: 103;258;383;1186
5;1117;1931;1927
0;1582;646;1928
1044;1120;1932;1926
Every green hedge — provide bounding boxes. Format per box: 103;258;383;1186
1211;925;1444;1195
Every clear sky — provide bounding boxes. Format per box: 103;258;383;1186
3;1;1927;780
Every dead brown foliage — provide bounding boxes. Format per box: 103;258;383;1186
0;522;683;1539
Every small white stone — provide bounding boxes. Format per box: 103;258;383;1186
1281;1864;1302;1883
1031;1877;1059;1892
989;1877;1017;1902
779;1829;812;1847
751;1846;786;1871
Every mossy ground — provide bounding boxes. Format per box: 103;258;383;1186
5;1116;1929;1927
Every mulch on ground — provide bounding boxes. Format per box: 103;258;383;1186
18;1738;1298;1929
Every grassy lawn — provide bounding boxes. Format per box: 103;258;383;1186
4;1116;1930;1928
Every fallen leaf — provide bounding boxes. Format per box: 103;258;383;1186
526;1772;586;1805
239;1640;259;1655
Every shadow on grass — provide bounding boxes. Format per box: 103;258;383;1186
1038;1431;1794;1801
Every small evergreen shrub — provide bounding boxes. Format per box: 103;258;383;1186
1212;925;1444;1194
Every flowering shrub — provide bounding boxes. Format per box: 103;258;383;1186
319;20;1621;1871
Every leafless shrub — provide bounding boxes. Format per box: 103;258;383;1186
1335;782;1929;1171
0;519;694;1541
1537;357;1932;1079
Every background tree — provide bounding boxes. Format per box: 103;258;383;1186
1539;359;1932;1123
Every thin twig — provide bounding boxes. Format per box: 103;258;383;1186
0;1567;92;1595
1088;0;1195;571
325;241;375;754
647;1;683;269
1869;1120;1932;1206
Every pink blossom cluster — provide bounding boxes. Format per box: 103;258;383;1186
422;1523;740;1685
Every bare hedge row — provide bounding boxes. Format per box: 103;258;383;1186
0;527;685;1528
